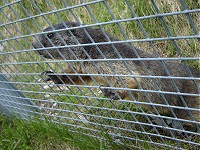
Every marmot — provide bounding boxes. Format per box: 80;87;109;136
32;21;200;133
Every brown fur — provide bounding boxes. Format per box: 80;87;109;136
32;21;200;132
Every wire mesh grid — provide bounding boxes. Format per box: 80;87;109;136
0;0;200;149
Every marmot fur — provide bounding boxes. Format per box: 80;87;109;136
32;21;200;133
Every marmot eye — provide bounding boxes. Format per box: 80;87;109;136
47;33;53;38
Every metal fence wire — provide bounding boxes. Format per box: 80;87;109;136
0;0;200;149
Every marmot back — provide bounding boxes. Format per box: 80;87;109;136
32;21;200;133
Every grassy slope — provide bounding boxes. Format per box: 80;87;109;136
0;0;199;149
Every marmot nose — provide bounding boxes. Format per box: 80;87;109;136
32;39;43;49
32;34;44;48
32;41;37;48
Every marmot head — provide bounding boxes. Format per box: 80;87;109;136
32;22;87;60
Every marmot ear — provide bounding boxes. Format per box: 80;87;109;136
70;22;81;36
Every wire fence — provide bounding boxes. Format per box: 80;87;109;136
0;0;200;149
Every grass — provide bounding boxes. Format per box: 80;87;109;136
0;0;200;149
0;114;124;150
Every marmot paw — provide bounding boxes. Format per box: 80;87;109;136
41;70;54;76
99;85;120;100
41;70;56;82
